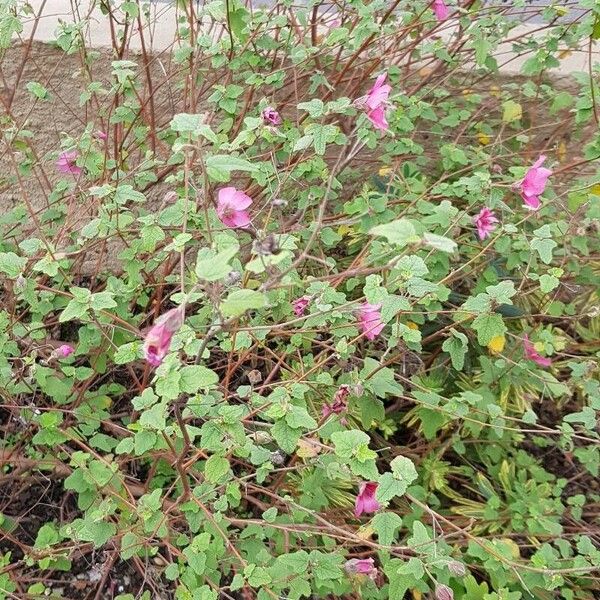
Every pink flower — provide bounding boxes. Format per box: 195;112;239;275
355;73;391;131
357;303;384;341
330;18;342;28
355;482;381;517
432;0;449;21
322;384;350;418
56;150;82;176
523;334;551;368
473;207;498;240
292;295;311;316
520;155;552;210
57;344;75;358
216;187;253;229
143;307;184;367
261;106;282;126
345;558;377;580
95;130;107;140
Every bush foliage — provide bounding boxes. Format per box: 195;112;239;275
0;0;599;598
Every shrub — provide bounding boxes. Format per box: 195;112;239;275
0;1;599;598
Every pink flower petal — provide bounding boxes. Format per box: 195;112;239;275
432;0;449;21
366;106;389;131
355;482;381;516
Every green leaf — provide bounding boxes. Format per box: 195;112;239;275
285;405;318;429
330;430;370;458
34;524;60;549
134;430;157;455
422;232;457;253
138;401;168;431
26;81;49;99
195;246;238;281
59;299;89;323
390;456;418;485
371;512;403;546
271;420;301;453
204;455;230;483
0;252;27;278
442;329;468;371
309;551;343;581
171;113;218;143
220;289;266;317
531;238;557;264
485;281;516;304
539;274;560;293
369;219;418;247
90;291;117;311
376;472;408;503
502;100;522;123
471;313;506;346
77;520;116;548
179;365;219;392
205;155;258;181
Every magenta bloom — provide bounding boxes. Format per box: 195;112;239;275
57;344;75;358
345;558;377;580
523;334;552;368
261;106;282;126
432;0;449;21
473;207;498;240
216;187;253;228
355;482;381;517
322;384;350;418
357;303;384;341
355;73;391;131
143;307;184;367
56;150;82;176
94;130;107;140
520;155;552;210
292;295;311;316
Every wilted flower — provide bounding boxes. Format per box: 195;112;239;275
261;106;282;126
357;303;384;341
57;344;75;358
143;307;184;367
473;207;498;240
344;558;377;580
355;73;391;131
355;482;381;517
14;274;27;293
253;233;279;256
523;334;552;367
432;0;449;21
322;384;350;418
216;187;253;228
520;155;552;210
292;296;311;316
435;584;454;600
225;270;242;286
56;150;82;176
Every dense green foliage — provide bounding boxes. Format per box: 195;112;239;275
0;0;599;598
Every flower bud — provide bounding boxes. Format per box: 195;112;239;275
435;584;454;600
447;560;466;576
